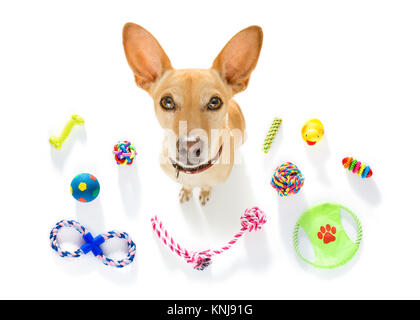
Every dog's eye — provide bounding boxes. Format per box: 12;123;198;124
207;96;223;111
160;96;176;111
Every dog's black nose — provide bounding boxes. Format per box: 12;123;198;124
177;137;203;165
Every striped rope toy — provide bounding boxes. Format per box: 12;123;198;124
50;220;136;268
271;162;305;197
342;157;373;178
151;207;267;270
113;141;137;165
263;117;282;153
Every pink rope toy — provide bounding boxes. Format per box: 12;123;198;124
151;207;267;270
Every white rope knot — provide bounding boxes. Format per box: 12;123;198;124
241;207;267;232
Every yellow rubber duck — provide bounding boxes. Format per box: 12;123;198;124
301;119;324;146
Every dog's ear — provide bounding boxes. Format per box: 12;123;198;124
123;23;173;91
212;26;263;94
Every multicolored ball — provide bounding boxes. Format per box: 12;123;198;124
70;173;100;203
271;162;305;197
342;157;373;178
113;141;137;165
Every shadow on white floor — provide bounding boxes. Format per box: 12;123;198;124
154;159;272;280
346;173;381;206
118;165;141;218
50;125;87;170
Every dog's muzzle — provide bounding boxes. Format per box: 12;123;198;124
170;144;224;178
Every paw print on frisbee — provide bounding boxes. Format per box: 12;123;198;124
317;224;336;244
293;203;363;269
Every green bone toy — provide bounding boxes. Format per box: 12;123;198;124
49;114;84;149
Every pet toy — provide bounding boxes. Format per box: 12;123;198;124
342;157;373;178
151;207;266;270
293;202;362;269
49;114;84;149
50;220;136;268
70;173;100;202
263;117;282;153
271;162;304;197
113;141;137;165
301;118;324;146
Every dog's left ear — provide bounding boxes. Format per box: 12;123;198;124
212;26;263;94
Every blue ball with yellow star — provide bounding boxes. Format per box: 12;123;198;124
70;173;100;203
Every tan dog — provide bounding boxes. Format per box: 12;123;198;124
123;23;263;205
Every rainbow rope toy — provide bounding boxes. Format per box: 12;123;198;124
342;157;373;178
263;117;282;153
151;207;267;270
271;162;305;197
50;220;136;268
113;141;137;165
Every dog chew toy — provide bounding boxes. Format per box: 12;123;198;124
342;157;373;178
301;118;324;146
271;162;305;197
263;117;282;153
70;173;100;203
50;220;136;268
151;207;266;270
293;202;362;269
113;141;137;165
49;114;84;149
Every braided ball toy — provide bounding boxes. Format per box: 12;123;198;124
151;207;267;270
271;162;305;197
342;157;373;178
113;141;137;165
50;220;136;268
263;117;282;153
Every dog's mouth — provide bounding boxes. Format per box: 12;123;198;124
170;144;224;178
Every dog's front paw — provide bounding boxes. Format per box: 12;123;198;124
179;186;192;204
199;188;211;206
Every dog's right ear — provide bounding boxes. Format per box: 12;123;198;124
123;23;173;91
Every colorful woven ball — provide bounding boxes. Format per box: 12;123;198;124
70;173;100;203
342;157;373;178
113;141;137;165
271;162;305;197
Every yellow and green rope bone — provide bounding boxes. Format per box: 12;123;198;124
263;117;282;153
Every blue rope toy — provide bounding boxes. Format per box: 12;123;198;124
50;220;136;268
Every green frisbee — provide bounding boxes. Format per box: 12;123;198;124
293;202;363;269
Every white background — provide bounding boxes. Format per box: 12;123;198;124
0;0;419;299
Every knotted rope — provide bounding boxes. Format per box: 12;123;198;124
151;207;267;270
271;162;305;197
50;220;136;268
